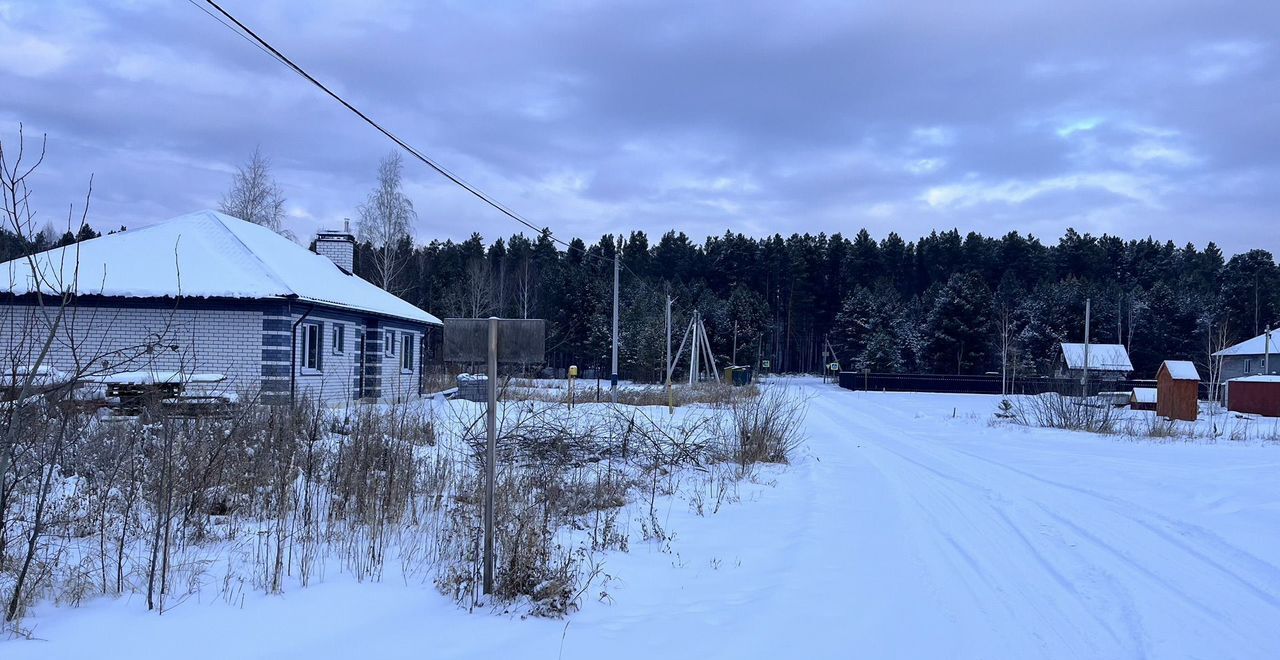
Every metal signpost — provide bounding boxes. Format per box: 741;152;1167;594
443;318;545;597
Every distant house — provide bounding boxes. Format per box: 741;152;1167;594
0;210;442;404
1056;343;1133;382
1155;360;1199;421
1212;330;1278;386
1130;387;1157;411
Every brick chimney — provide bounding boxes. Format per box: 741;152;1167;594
314;219;355;274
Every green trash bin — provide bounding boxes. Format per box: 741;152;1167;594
724;366;753;387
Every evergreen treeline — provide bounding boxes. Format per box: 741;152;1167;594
356;227;1280;381
0;222;101;262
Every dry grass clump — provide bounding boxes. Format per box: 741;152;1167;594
3;377;809;630
506;379;758;408
718;384;807;465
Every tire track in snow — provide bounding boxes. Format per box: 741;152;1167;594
818;388;1280;658
820;395;1148;658
855;396;1280;615
918;440;1280;610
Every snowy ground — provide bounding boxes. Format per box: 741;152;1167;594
9;378;1280;659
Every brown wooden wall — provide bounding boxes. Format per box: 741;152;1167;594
1156;367;1199;421
1227;381;1280;417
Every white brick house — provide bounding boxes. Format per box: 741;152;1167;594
0;210;441;404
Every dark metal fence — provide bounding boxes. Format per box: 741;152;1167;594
837;371;1156;396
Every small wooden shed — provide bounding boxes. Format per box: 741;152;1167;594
1156;360;1200;421
1130;388;1157;411
1226;376;1280;417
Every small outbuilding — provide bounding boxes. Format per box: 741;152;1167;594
1130;388;1157;411
1226;376;1280;417
1057;343;1134;382
1156;360;1200;421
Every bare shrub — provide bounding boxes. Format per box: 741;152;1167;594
3;366;810;627
717;384;807;465
1009;392;1117;434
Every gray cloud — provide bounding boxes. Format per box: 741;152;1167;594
1;0;1276;255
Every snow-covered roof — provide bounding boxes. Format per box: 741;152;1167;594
1160;360;1200;381
1060;343;1133;372
0;210;440;325
1229;375;1280;384
87;371;227;385
1131;387;1157;403
1213;331;1278;357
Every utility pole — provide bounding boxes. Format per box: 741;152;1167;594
665;295;673;413
1255;273;1260;336
1116;291;1122;348
732;320;738;366
1082;297;1091;397
699;314;721;382
821;338;829;384
1265;324;1273;374
483;317;498;595
689;310;700;385
610;247;619;403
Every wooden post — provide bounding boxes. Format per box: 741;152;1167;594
610;250;619;402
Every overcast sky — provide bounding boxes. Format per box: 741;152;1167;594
2;0;1277;255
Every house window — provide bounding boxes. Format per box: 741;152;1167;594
302;322;322;371
385;329;396;356
401;333;415;372
1245;359;1253;374
332;323;345;354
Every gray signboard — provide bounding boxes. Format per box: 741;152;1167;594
443;318;545;363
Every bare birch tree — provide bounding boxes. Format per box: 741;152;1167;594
515;255;534;319
997;299;1014;396
219;146;288;236
1206;317;1232;408
357;152;414;294
447;257;494;318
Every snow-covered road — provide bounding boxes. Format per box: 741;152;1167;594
11;379;1280;658
796;386;1280;659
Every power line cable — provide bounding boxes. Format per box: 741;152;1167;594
185;0;283;64
193;1;664;297
200;1;576;249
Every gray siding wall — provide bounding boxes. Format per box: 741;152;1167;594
1220;355;1280;384
0;302;263;400
378;322;422;403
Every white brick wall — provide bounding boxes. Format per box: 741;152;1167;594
0;300;430;406
0;302;263;400
314;237;354;273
